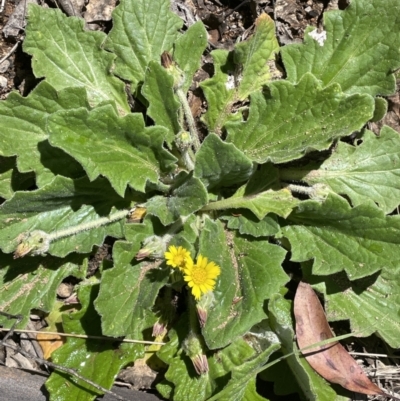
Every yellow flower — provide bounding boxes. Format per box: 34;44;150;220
183;255;221;300
164;245;191;270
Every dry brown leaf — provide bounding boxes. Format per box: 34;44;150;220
294;281;385;396
36;332;65;360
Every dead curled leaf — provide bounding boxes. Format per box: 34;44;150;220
294;281;385;396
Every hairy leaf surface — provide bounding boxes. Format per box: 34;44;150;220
0;176;129;257
105;0;182;90
24;5;129;114
47;105;176;196
226;73;374;163
280;127;400;214
281;0;400;96
200;219;288;349
283;194;400;279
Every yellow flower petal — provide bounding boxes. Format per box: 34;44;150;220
182;254;221;301
164;245;191;270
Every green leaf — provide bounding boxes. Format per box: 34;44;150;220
281;0;400;96
95;237;169;338
200;13;279;133
0;176;130;257
207;341;280;401
194;134;254;190
0;157;34;200
24;5;129;115
226;73;374;164
280;127;400;214
0;253;86;328
173;21;208;93
47;105;176;196
158;322;259;401
207;164;299;220
146;174;208;225
46;284;142;401
283;193;400;279
234;13;279;100
142;60;180;143
200;219;288;349
268;294;342;401
0;81;87;186
371;98;388;122
303;262;400;349
105;0;183;91
221;210;280;238
200;49;235;133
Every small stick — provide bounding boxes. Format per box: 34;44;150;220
0;328;165;345
0;311;129;401
0;42;19;67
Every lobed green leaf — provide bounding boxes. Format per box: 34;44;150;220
226;73;374;164
280;127;400;214
105;0;183;91
47;105;176;196
199;219;288;349
24;5;129;114
283;193;400;279
281;0;400;96
0;81;87;186
0;176;130;257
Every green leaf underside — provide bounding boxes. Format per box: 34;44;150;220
105;0;183;90
199;219;288;349
0;253;86;328
226;73;374;164
281;0;400;96
142;61;180;143
173;21;208;93
47;105;176;196
194;134;254;190
283;193;400;280
221;210;280;238
268;294;342;401
0;81;88;186
303;263;400;349
0;176;129;257
47;285;142;401
146;175;208;225
95;239;169;337
24;5;129;115
200;13;278;133
282;127;400;214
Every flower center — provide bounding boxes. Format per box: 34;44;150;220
191;267;207;285
173;254;185;267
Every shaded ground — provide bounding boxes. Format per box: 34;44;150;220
0;0;399;400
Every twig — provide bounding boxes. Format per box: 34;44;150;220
349;352;400;359
0;339;130;401
0;312;129;401
0;328;165;345
0;41;19;66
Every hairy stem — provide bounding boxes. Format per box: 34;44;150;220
176;89;201;151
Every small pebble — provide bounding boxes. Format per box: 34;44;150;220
0;60;10;73
0;76;8;89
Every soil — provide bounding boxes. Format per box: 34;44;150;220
0;0;399;400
